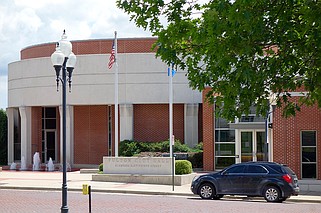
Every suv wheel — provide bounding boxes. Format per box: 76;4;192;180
264;186;281;202
199;183;215;199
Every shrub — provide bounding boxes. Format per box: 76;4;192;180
98;163;103;172
188;152;203;168
119;140;195;156
173;140;191;152
119;140;203;164
193;142;203;151
119;140;140;156
175;160;192;175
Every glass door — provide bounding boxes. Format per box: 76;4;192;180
45;130;56;162
241;131;253;162
256;131;265;161
241;131;265;162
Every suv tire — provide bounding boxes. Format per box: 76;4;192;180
264;186;281;202
199;183;215;199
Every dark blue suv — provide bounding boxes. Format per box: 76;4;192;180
191;162;299;202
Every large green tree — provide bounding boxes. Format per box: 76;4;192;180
0;109;7;165
117;0;321;120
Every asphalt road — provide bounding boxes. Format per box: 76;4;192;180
0;189;319;213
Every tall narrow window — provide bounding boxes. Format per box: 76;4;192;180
215;117;235;169
42;107;57;163
301;131;317;178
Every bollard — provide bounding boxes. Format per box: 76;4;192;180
82;184;91;213
82;184;89;195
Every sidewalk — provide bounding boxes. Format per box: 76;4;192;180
0;170;320;203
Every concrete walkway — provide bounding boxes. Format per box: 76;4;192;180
0;170;320;203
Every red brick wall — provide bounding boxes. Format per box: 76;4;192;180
21;38;158;60
198;103;203;142
273;96;321;179
133;104;184;143
31;107;42;161
74;105;109;164
202;88;215;171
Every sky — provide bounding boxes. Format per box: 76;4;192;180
0;0;152;110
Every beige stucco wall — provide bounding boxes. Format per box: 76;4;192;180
8;53;201;107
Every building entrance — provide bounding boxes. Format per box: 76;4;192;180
240;130;265;162
41;107;57;163
44;130;57;162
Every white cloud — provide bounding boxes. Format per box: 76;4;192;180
0;0;152;109
14;0;64;9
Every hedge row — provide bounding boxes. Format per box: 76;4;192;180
119;140;202;156
119;140;203;168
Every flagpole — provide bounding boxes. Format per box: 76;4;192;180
169;63;174;191
169;65;173;158
114;31;119;157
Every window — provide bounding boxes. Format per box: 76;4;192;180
301;131;317;178
215;117;235;169
239;106;265;122
215;130;235;142
240;116;265;122
225;165;246;174
215;144;235;156
247;165;268;174
42;107;57;163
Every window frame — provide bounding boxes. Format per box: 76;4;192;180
301;130;317;179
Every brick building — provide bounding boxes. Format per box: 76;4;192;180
7;37;201;168
7;37;320;179
202;87;321;180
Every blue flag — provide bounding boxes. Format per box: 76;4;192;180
167;67;176;77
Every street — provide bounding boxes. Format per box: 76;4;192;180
0;189;319;213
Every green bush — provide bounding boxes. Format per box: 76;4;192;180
188;152;203;168
175;160;192;175
193;142;203;151
99;163;103;172
119;140;198;156
119;140;140;156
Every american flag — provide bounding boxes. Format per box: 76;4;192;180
108;41;115;69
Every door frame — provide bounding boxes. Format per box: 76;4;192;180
44;130;57;162
236;129;265;163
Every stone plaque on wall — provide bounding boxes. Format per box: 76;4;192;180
103;157;173;175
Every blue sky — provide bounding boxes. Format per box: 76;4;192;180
0;0;151;110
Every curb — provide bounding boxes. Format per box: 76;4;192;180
0;186;319;203
0;186;194;197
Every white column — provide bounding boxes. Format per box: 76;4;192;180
6;108;14;164
184;103;199;148
19;106;32;166
120;104;133;141
235;129;241;163
59;105;72;165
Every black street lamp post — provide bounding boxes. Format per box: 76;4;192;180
51;30;76;213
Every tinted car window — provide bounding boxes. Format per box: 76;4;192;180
283;166;295;175
267;164;284;174
247;165;268;173
225;165;246;174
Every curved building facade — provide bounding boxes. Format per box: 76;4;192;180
7;38;202;167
